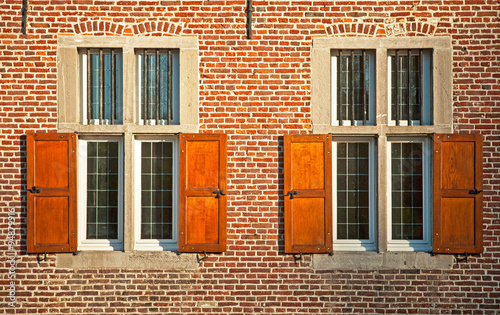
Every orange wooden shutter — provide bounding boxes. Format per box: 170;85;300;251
284;134;333;254
433;134;483;254
27;133;77;253
178;134;227;253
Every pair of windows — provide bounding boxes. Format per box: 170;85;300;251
77;137;178;251
295;37;483;254
331;49;432;126
80;48;180;125
284;134;483;255
28;37;215;254
330;137;431;251
26;133;227;253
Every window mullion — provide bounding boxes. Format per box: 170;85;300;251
419;50;424;125
156;49;160;123
395;50;400;126
144;49;148;122
337;51;342;126
87;48;92;124
168;50;173;125
349;50;354;126
99;49;104;123
408;50;412;125
111;49;116;125
362;50;367;126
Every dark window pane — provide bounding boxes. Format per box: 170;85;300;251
140;141;174;240
86;141;121;240
336;142;371;241
391;142;424;240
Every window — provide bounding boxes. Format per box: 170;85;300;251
300;37;473;254
333;138;376;251
331;50;375;126
388;49;432;126
78;137;124;251
134;137;179;251
137;49;180;125
48;36;227;255
81;49;123;125
387;138;432;251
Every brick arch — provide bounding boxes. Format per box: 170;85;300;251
74;20;130;36
384;18;441;37
324;18;378;37
133;21;184;36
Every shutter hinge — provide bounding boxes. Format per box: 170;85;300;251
293;251;303;263
197;251;208;262
468;188;482;195
36;251;47;263
285;191;297;199
213;189;225;198
28;186;41;194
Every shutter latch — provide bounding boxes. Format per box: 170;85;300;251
285;190;297;199
28;186;41;194
468;188;482;195
213;189;225;198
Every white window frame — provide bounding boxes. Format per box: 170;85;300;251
387;137;432;252
331;50;376;126
78;136;124;251
332;137;377;251
80;49;124;126
136;49;180;126
134;136;179;251
387;50;433;126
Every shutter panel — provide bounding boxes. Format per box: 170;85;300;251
178;133;227;253
27;133;77;253
433;134;483;254
284;134;333;254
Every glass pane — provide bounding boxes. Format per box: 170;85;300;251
391;142;424;240
141;141;174;240
336;51;373;124
86;141;120;240
336;142;370;240
390;50;426;124
87;50;122;124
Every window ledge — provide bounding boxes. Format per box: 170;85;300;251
312;252;454;270
56;251;199;269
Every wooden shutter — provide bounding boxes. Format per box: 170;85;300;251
27;133;77;253
433;134;483;254
284;134;333;254
178;134;227;253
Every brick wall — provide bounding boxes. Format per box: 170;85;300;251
1;0;499;313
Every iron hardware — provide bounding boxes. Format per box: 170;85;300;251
197;251;208;262
285;191;297;199
213;189;225;198
37;251;47;263
28;186;40;194
293;251;303;263
468;188;482;195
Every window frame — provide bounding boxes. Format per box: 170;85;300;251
77;136;124;251
134;136;179;251
57;36;200;253
136;49;181;126
386;137;432;252
332;137;377;251
80;48;124;126
387;49;433;127
331;50;376;126
311;37;452;253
